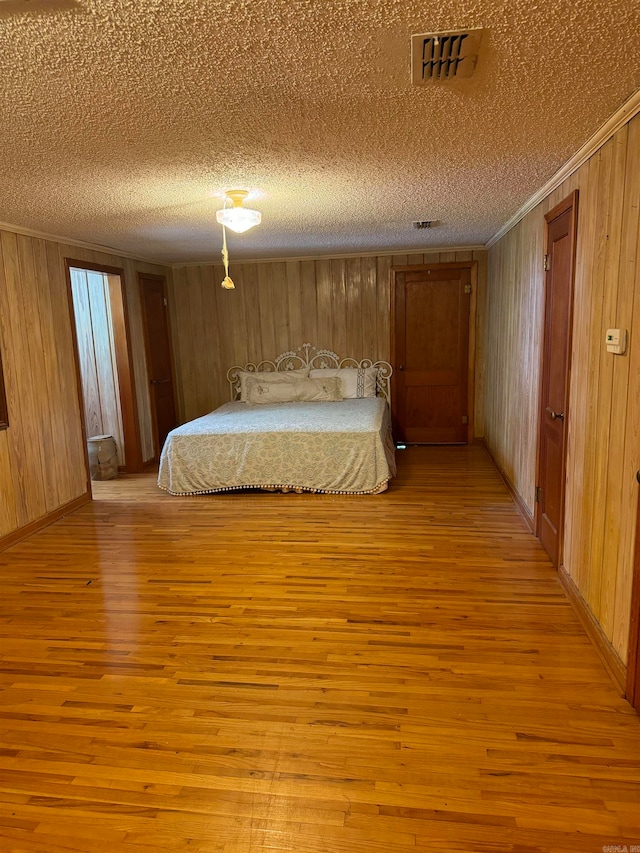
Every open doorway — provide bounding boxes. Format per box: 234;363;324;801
66;260;143;496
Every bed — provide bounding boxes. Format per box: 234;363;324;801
158;344;396;496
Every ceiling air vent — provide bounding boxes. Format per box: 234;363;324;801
411;28;483;84
413;221;434;229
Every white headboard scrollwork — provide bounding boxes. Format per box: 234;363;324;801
227;343;393;403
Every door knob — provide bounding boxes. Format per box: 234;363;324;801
545;406;564;421
150;378;169;385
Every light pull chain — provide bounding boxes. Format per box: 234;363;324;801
220;197;235;289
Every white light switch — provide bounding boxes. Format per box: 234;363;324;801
606;328;627;355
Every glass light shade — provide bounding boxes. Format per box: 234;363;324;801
216;207;262;233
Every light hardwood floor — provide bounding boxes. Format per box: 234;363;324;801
1;446;638;852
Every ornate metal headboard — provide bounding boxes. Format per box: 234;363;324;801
227;343;393;403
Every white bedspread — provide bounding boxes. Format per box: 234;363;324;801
158;398;396;495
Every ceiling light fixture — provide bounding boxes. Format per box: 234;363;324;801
216;189;261;234
216;189;262;290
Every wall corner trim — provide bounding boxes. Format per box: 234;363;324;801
485;87;640;248
0;492;91;553
0;221;165;266
171;245;488;269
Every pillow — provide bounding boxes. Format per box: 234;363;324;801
245;376;298;404
245;375;343;405
238;366;309;401
309;367;378;398
295;376;343;402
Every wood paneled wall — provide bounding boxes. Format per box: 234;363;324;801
0;228;170;543
484;114;640;663
170;250;487;426
70;268;126;464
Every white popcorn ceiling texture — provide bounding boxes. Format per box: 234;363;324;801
0;0;639;263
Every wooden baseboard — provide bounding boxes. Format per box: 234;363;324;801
478;438;535;531
0;492;91;553
478;440;627;696
558;564;627;695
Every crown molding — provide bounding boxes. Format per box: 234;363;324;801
0;220;166;267
0;218;487;268
486;87;640;249
171;245;487;269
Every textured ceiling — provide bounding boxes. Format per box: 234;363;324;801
0;0;639;264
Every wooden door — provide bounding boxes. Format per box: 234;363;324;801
535;192;578;567
392;264;472;444
140;275;178;457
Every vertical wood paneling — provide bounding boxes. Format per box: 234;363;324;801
587;140;618;610
286;261;303;349
473;249;487;436
16;235;55;508
345;258;363;358
330;259;347;357
484;113;640;663
315;259;333;349
0;238;23;531
185;265;209;417
242;263;263;363
44;242;87;499
376;255;392;361
300;260;318;346
31;238;65;509
615;197;640;653
272;262;290;356
0;432;17;533
167;265;188;421
255;264;274;361
607;116;640;650
361;256;377;360
0;231;48;526
170;250;488;430
566;156;599;598
203;264;227;408
0;226;170;544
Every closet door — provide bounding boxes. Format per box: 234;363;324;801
392;264;472;444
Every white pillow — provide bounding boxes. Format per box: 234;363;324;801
245;375;343;405
245;376;298;404
295;377;343;402
238;366;309;401
309;367;378;398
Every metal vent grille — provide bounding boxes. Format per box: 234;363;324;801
411;28;483;84
413;221;433;229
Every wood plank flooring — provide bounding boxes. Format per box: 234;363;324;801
0;445;638;853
